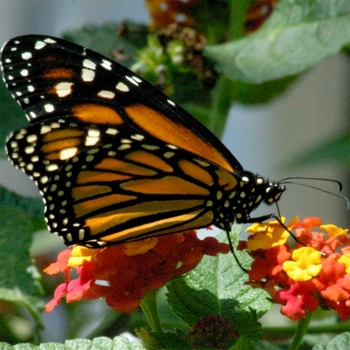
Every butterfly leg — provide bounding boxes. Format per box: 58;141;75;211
244;213;304;245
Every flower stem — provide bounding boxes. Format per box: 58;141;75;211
289;312;312;350
139;290;162;333
208;76;235;138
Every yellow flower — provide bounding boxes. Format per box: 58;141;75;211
124;238;159;256
338;254;350;273
283;247;322;281
246;217;297;251
68;246;97;267
320;224;348;238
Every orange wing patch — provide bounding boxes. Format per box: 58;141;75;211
125;104;234;172
216;168;237;191
124;150;173;172
72;184;111;201
72;104;124;124
97;208;214;243
42;68;74;79
95;158;157;177
120;176;210;196
178;159;213;186
76;170;132;185
74;193;137;218
40;129;84;160
85;199;208;238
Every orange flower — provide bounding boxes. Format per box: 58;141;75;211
44;230;230;313
245;0;279;33
145;0;200;29
241;217;350;321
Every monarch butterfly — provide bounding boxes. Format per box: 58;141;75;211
1;35;285;248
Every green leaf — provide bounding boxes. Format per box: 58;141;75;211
231;75;298;105
0;336;145;350
0;186;44;219
288;132;350;170
137;328;190;350
0;205;42;295
204;0;350;83
0;205;44;335
0;80;28;158
0;186;45;232
62;21;148;68
167;229;272;346
313;332;350;349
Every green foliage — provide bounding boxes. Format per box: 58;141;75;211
0;80;27;158
313;332;350;350
62;22;148;68
0;336;145;349
205;0;350;83
0;205;44;342
167;246;269;349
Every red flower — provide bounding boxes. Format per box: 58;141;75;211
44;230;230;313
241;217;350;321
274;279;319;321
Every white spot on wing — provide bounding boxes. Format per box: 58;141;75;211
132;76;142;83
82;68;95;82
25;146;35;154
26;134;37;143
55;82;73;97
40;125;52;134
101;59;112;70
97;90;115;99
106;128;118;135
21;52;32;60
46;164;59;172
60;147;79;160
83;59;96;70
126;75;139;86
44;104;55;113
85;129;100;146
35;40;46;50
116;82;129;92
44;38;57;44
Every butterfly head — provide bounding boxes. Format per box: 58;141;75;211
235;170;286;206
225;171;286;225
264;179;286;206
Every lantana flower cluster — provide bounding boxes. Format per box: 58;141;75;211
239;217;350;321
44;230;230;313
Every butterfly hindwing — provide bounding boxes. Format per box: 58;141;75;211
6;119;110;193
42;126;232;247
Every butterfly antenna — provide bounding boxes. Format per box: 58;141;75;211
273;201;305;245
279;177;350;210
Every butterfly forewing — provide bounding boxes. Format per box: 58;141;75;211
1;35;242;173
